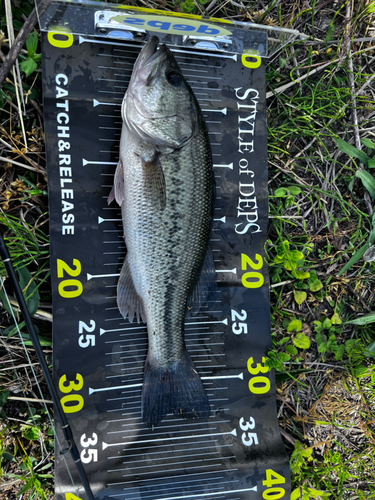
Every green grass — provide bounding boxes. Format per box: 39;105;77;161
266;0;375;494
1;0;375;498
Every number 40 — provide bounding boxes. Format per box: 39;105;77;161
262;469;286;499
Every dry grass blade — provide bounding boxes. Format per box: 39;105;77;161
3;0;27;152
0;295;52;322
266;60;334;99
0;0;51;89
1;0;375;498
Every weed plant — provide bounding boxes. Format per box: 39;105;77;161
1;0;375;498
266;0;375;496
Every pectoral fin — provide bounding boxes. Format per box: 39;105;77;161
108;159;125;206
117;256;145;323
142;154;166;211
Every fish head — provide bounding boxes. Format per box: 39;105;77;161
123;36;199;151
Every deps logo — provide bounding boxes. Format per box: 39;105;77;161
111;14;232;37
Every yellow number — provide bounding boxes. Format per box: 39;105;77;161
57;259;81;278
241;253;263;270
65;493;83;500
58;373;84;414
262;488;285;499
57;259;82;298
247;357;269;375
242;272;264;288
241;254;264;288
58;279;83;298
48;31;74;48
247;358;270;394
248;376;270;394
61;394;84;414
59;373;84;394
241;54;261;69
263;469;286;488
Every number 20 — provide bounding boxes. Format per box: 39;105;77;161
57;259;83;298
241;254;264;289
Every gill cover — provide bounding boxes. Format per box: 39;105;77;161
122;36;199;151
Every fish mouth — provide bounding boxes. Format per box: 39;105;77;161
123;36;169;125
136;36;167;69
129;36;169;89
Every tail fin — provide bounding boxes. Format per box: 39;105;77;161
142;351;210;428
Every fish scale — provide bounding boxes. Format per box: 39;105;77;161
122;132;213;357
145;149;211;358
113;37;214;426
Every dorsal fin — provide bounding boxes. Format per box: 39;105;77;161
186;245;217;316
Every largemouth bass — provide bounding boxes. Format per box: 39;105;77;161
109;36;215;428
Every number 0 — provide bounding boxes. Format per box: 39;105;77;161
61;394;84;414
242;54;261;69
262;487;285;499
48;31;74;48
242;272;264;289
58;279;83;298
248;376;270;394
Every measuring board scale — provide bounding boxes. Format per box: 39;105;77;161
41;17;290;500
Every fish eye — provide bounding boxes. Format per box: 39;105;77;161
166;71;182;86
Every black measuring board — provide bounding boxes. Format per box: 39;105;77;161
41;4;290;500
